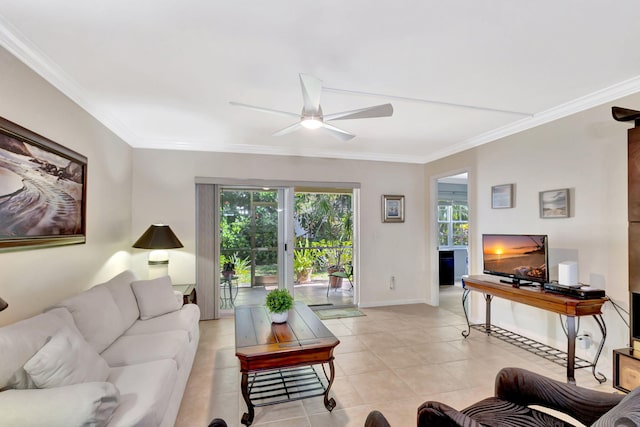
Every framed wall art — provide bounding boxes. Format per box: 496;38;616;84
382;194;404;223
0;116;87;250
539;188;569;218
491;184;514;209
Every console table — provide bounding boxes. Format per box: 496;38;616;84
461;275;608;384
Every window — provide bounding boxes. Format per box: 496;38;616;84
438;201;468;247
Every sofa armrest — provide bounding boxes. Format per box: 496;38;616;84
174;290;185;307
495;367;624;426
417;401;483;427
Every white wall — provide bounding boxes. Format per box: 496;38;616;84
0;47;133;326
425;93;639;377
130;150;427;307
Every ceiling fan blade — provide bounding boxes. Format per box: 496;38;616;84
324;103;394;121
229;101;299;119
321;123;356;141
299;74;322;113
272;122;303;137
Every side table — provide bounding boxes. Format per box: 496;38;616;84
173;284;197;305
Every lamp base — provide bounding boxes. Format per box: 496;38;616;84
148;263;169;279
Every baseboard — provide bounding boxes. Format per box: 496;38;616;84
359;298;428;308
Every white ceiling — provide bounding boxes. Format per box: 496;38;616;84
1;1;640;163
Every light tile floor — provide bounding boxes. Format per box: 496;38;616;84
176;285;616;427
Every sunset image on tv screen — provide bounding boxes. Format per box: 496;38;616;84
483;235;546;280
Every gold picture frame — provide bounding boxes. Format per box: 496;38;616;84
382;195;404;223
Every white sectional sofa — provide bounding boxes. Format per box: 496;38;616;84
0;270;200;427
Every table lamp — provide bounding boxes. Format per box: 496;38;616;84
0;297;7;312
133;224;183;278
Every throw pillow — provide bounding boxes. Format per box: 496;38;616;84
131;276;182;320
23;327;110;389
0;381;120;427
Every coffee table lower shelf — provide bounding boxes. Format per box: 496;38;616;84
247;365;330;407
241;364;336;425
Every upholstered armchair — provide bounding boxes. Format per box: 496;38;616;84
365;367;639;427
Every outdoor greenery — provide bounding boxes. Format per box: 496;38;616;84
220;190;354;284
265;288;294;313
294;193;353;269
293;238;315;274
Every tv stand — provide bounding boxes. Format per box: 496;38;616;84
461;275;608;384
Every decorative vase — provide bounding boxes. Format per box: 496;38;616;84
270;311;288;324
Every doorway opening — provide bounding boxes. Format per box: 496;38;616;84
436;173;469;305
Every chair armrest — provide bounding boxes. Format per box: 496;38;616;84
364;410;392;427
495;367;624;426
417;401;484;427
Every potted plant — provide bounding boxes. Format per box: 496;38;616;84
265;288;294;323
294;238;315;283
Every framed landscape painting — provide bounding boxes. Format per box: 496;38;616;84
0;117;87;250
539;188;569;218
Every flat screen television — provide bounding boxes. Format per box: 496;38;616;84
482;234;549;287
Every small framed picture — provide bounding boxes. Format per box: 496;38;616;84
382;195;404;223
491;184;514;209
539;188;570;218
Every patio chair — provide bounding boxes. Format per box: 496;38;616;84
327;263;353;296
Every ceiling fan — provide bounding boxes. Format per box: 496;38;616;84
230;74;393;141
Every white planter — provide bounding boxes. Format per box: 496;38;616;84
270;311;288;324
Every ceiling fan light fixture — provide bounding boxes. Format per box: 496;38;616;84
301;117;323;129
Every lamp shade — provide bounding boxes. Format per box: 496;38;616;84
133;224;184;249
0;297;7;312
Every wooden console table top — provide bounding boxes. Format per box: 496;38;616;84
462;275;607;316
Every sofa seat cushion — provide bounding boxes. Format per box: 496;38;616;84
0;381;120;427
51;285;126;353
461;397;574;427
101;330;190;370
0;307;78;389
107;359;177;427
24;327;110;388
124;303;200;342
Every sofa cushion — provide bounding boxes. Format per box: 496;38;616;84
51;285;125;353
107;359;177;427
0;307;78;389
131;276;182;320
0;381;120;427
24;327;110;388
593;385;640;426
101;330;190;370
100;270;139;330
124;303;200;342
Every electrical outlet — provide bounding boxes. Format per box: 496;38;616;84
390;275;395;290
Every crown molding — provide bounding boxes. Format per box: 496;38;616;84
0;13;139;143
446;75;640;158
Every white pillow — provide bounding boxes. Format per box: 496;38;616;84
23;327;110;389
0;381;120;427
131;276;182;320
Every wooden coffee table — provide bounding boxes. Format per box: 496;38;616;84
235;301;340;426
